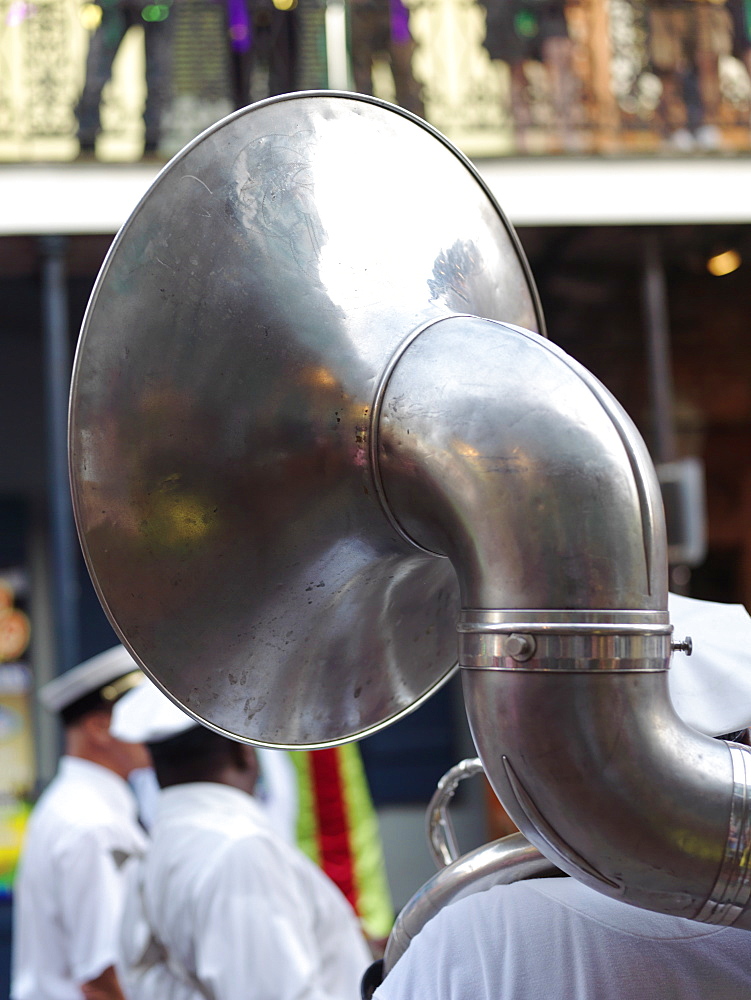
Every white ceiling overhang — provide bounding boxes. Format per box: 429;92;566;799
1;156;750;236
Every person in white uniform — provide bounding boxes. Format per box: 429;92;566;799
111;680;372;1000
11;645;150;1000
374;872;751;1000
371;593;751;1000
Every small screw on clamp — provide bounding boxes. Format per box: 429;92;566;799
506;633;536;662
671;636;693;656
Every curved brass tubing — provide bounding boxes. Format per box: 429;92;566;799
377;314;751;930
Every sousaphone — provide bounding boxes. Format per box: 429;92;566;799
70;93;751;952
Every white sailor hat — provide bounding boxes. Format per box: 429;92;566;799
111;675;198;744
40;645;144;724
668;592;751;738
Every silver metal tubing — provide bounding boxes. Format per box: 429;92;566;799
377;313;751;929
426;757;485;869
696;742;751;925
376;315;667;611
463;670;751;926
384;833;560;974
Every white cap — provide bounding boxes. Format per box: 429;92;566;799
668;592;751;737
40;645;143;716
111;676;198;743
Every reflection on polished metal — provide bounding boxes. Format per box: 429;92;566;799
426;757;485;869
384;832;560;974
398;756;559;972
696;742;751;925
69;91;543;749
69;91;751;944
464;669;751;927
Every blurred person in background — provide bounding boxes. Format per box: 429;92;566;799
224;0;299;108
11;646;149;1000
479;0;580;152
647;0;732;151
75;0;176;157
348;0;425;118
727;0;751;86
112;679;372;1000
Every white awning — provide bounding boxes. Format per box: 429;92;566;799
1;156;750;236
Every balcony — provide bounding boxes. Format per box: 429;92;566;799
1;0;751;165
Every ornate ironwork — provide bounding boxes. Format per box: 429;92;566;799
0;0;749;162
0;0;79;142
25;1;74;135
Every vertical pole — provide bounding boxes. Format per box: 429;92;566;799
641;230;677;465
641;229;694;592
39;235;81;678
325;0;350;90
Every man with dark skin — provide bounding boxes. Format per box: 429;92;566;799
113;680;372;1000
12;647;150;1000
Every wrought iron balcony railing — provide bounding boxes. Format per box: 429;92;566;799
1;0;751;163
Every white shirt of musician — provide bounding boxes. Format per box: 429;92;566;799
118;781;371;1000
11;756;148;1000
375;876;751;1000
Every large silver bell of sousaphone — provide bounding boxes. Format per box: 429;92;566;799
69;92;751;950
69;91;543;747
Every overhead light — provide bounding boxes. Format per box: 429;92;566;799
706;249;741;276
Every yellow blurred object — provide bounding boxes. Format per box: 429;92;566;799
707;249;741;276
79;3;103;30
0;580;14;612
0;609;30;662
0;799;31;893
0;678;34;778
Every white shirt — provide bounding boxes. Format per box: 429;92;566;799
11;756;148;1000
118;781;371;1000
254;748;299;844
375;877;751;1000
